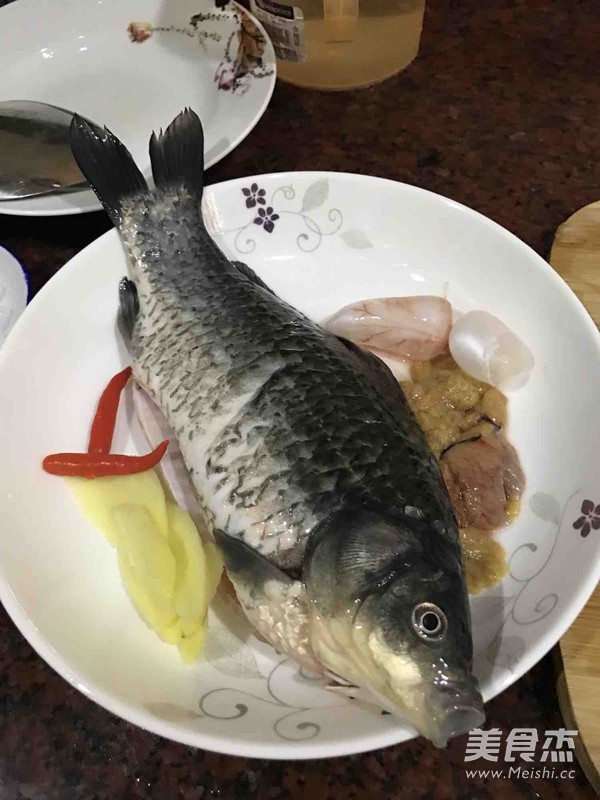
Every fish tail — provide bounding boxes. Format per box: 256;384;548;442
149;107;204;203
69;115;149;226
69;108;205;226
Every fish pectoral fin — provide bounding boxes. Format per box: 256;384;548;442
213;529;294;592
118;277;139;342
149;108;204;203
214;530;322;673
232;261;276;296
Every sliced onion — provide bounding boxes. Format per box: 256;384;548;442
132;384;206;525
325;296;452;361
449;311;534;391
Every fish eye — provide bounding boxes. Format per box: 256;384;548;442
412;603;447;639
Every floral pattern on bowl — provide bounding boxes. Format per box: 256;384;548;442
572;499;600;537
128;1;274;95
203;178;374;254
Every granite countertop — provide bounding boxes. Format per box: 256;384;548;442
1;0;599;798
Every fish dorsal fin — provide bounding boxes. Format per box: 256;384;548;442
149;108;204;202
69;115;149;226
232;261;276;295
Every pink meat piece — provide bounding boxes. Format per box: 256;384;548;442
440;434;524;530
325;296;452;361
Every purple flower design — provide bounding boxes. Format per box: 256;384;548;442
572;499;600;537
242;183;266;209
253;206;279;233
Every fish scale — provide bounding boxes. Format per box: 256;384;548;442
126;207;455;564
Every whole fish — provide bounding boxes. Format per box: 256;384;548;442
70;109;485;747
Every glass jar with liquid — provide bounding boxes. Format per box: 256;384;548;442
249;0;425;90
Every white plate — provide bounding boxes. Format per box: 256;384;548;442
0;0;275;216
1;173;599;760
0;245;29;343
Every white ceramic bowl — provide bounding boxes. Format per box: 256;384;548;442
0;245;29;343
0;0;275;216
0;173;599;759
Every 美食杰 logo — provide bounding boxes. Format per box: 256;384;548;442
463;728;578;780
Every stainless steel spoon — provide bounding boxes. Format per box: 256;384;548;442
0;100;89;200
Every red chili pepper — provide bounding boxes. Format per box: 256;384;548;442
43;440;169;479
88;366;132;454
43;366;169;479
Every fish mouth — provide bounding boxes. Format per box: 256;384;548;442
428;683;485;748
430;704;485;748
362;675;485;749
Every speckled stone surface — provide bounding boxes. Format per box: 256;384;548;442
1;0;600;797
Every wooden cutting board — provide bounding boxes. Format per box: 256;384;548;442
550;201;600;794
